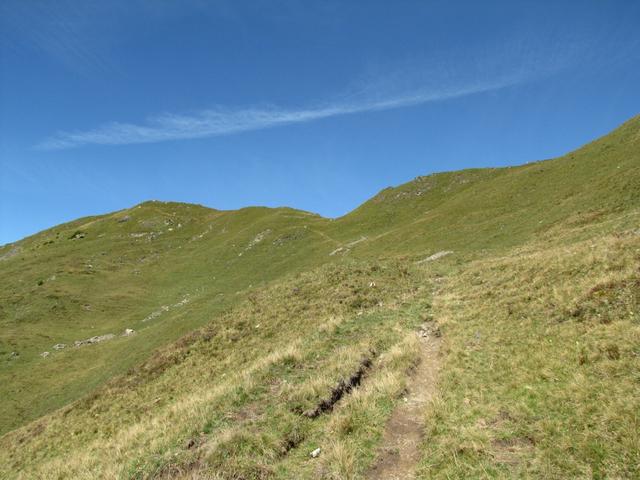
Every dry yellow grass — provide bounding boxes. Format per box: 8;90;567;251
419;224;640;478
1;260;435;479
2;116;639;478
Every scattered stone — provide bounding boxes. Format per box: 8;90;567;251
415;251;453;264
173;295;191;307
310;448;321;458
141;295;191;323
246;230;272;250
40;351;50;358
117;215;130;223
53;343;66;350
9;351;19;359
143;305;170;322
123;328;135;336
74;333;115;347
191;225;213;241
0;246;21;261
419;323;441;338
169;296;186;307
369;281;376;288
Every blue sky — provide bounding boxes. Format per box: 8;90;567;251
1;0;640;245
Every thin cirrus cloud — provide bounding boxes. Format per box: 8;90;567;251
36;32;596;151
36;75;521;151
39;29;592;152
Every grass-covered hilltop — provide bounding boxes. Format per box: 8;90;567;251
1;115;639;479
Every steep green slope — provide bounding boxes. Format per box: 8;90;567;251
418;227;640;478
0;202;332;434
331;115;640;256
1;258;438;478
0;115;639;479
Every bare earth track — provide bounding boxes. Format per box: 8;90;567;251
368;325;441;479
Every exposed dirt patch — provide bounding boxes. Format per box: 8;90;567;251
225;402;262;423
491;436;535;466
367;326;441;480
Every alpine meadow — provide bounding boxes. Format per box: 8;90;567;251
3;2;640;479
1;116;639;478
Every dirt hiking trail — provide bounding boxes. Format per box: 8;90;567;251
367;324;441;480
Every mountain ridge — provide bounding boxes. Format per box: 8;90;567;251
6;114;639;251
1;115;639;478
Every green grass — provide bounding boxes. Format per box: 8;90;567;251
0;203;332;434
420;228;640;478
0;259;435;478
0;115;639;478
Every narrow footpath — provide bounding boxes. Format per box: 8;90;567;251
367;324;441;480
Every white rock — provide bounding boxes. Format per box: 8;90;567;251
310;448;321;458
74;333;115;347
415;250;453;264
40;351;50;358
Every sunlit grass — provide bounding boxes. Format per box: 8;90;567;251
1;115;639;478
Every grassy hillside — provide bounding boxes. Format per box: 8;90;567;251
0;203;332;434
1;115;639;478
1;258;438;478
420;226;640;478
331;115;640;255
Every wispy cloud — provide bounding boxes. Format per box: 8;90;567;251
35;22;611;151
14;0;640;151
37;73;523;150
